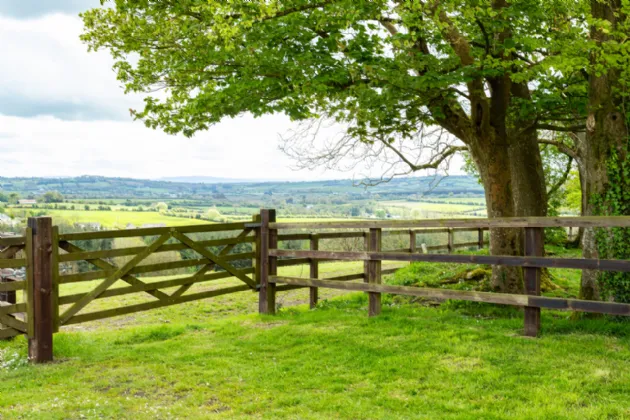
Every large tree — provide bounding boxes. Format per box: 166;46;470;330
579;0;630;301
82;0;583;292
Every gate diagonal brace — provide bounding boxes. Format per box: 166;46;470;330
171;231;256;289
59;241;171;301
60;232;172;324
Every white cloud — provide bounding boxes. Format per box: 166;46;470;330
0;13;139;120
0;113;350;180
0;11;465;181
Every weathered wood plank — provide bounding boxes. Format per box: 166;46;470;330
277;258;312;267
271;276;530;306
275;272;365;291
0;237;26;247
27;218;54;363
368;228;382;317
59;221;251;241
0;314;27;332
271;216;630;230
58;235;255;262
65;285;251;325
0;280;26;292
171;231;256;289
0;302;27;316
52;226;60;332
269;249;630;272
58;268;255;305
409;230;416;266
0;259;28;269
0;245;23;260
309;234;319;309
270;277;630;317
25;228;34;338
59;232;172;324
0;327;21;339
258;210;276;314
524;227;543;337
58;253;254;284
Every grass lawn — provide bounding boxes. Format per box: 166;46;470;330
2;298;630;419
2;251;630;419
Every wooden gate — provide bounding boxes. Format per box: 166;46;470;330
55;221;259;328
0;230;30;340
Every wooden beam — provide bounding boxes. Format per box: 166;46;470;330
59;221;251;241
269;277;630;316
524;227;543;337
27;218;54;363
271;216;630;230
268;249;630;272
409;230;416;266
57;235;255;262
309;234;319;309
368;228;382;317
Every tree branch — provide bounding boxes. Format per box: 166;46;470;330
378;138;468;172
536;123;586;133
538;139;578;160
547;157;574;197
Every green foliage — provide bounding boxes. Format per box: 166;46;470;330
564;170;582;213
594;147;630;303
80;0;586;141
42;190;64;203
0;192;8;203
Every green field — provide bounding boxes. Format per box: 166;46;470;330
40;209;209;228
380;200;487;216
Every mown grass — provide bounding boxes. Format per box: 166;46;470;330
2;295;630;419
2;249;630;419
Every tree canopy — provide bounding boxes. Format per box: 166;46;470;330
82;0;586;141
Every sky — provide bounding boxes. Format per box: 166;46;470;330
0;1;464;181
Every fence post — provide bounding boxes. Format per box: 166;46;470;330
409;229;416;265
367;228;382;317
478;228;484;250
309;233;319;309
447;228;454;254
27;217;54;363
363;232;369;282
524;227;543;337
258;210;277;315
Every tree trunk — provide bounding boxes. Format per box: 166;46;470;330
577;0;629;301
470;139;524;293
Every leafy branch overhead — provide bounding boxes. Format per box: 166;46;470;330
81;0;588;140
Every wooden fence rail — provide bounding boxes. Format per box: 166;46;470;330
5;211;630;364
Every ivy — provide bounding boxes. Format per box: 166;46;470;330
594;147;630;303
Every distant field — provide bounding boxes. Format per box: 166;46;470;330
429;197;486;205
40;209;208;228
380;200;487;216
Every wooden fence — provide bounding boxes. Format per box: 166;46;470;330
260;212;630;338
3;212;630;363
